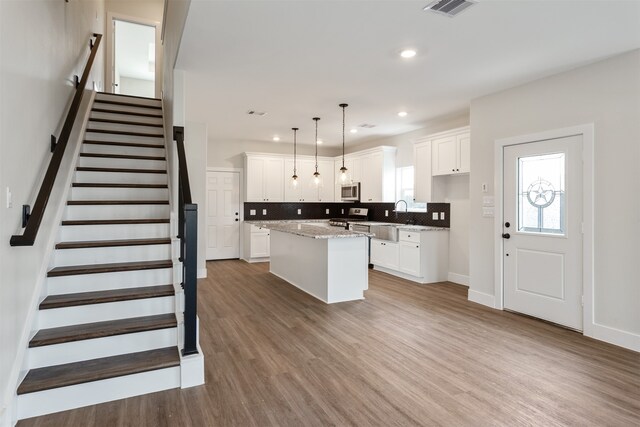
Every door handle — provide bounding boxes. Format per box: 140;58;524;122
502;233;511;239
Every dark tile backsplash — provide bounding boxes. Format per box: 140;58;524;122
244;202;450;227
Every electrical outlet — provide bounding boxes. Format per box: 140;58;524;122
297;209;302;215
262;209;267;215
250;209;256;216
432;212;438;220
385;210;389;217
326;209;330;214
341;209;344;214
440;212;445;220
6;187;12;208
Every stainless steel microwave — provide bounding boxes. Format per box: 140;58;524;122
341;183;360;201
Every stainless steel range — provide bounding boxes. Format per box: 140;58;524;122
328;207;369;228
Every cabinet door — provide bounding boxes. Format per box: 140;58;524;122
246;157;265;201
414;141;432;202
399;242;421;276
432;136;457;176
250;232;270;258
360;152;383;202
284;158;302;202
297;159;316;202
458;133;470;173
317;159;335;202
264;157;284;202
384;241;399;270
370;239;385;266
347;157;361;183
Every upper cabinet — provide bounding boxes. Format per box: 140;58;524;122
339;147;396;203
413;140;433;203
245;154;285;202
432;128;470;176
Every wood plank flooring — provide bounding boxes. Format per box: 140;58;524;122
19;260;640;426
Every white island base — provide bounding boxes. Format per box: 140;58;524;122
269;229;369;304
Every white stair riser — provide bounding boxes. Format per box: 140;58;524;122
17;366;180;420
90;111;164;126
38;296;175;329
74;171;167;185
92;101;163;116
87;121;164;135
59;223;170;242
95;93;161;108
28;327;178;369
78;156;166;170
64;204;170;220
70;187;169;201
53;244;171;267
84;131;164;145
82;143;165;157
47;268;173;295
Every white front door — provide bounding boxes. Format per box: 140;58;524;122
206;171;240;260
503;135;583;330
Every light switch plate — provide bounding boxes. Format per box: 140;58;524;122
250;209;256;216
482;183;488;193
432;212;438;220
482;207;495;218
297;209;301;215
341;209;344;214
483;196;495;207
385;210;389;217
6;187;12;209
262;209;267;215
326;209;330;214
440;212;445;220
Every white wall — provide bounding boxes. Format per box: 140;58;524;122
184;121;208;277
119;76;154;98
469;50;640;341
0;0;105;421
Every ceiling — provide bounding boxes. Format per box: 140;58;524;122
176;0;640;147
115;20;155;81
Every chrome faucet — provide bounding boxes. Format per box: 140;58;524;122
394;200;408;218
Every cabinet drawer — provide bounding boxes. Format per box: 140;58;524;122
399;230;420;243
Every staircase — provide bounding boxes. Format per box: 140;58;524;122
16;93;182;420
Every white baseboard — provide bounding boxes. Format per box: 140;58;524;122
447;272;469;286
468;289;496;308
587;323;640;352
197;268;207;279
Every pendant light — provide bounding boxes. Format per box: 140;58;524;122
338;103;349;183
291;127;299;188
312;117;321;187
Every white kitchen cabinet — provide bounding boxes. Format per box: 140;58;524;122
242;223;270;262
342;147;395;202
431;128;470;176
413;140;433;203
245;154;285;202
284;158;334;202
370;238;399;270
317;159;335;201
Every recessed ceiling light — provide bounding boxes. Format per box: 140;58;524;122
350;128;358;134
272;136;280;141
316;139;323;145
398;111;408;117
400;49;417;59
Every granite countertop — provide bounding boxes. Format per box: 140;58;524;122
259;222;372;239
357;222;448;231
244;219;329;225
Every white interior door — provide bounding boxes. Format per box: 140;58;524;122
206;171;240;260
503;135;583;330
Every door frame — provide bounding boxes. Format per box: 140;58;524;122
105;12;162;98
206;167;244;259
493;124;594;336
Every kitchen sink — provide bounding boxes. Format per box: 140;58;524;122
370;224;399;242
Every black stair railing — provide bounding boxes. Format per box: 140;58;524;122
174;126;199;356
10;33;103;246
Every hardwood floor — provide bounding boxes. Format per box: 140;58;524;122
20;260;640;426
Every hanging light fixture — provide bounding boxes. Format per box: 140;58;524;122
312;117;321;187
338;103;349;183
291;127;299;187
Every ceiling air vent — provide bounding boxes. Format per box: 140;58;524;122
359;124;376;129
246;110;267;116
423;0;477;17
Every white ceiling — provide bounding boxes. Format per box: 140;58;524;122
176;0;640;147
115;20;155;81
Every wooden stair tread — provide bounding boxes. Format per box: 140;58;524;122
85;128;164;138
56;237;171;249
67;200;169;205
83;140;164;149
76;166;166;174
48;260;172;277
79;153;166;161
61;219;170;226
17;347;179;394
39;285;175;310
72;183;168;188
89;118;163;128
93;99;162;110
96;92;161;101
91;108;162;118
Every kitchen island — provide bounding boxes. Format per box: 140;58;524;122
261;223;370;304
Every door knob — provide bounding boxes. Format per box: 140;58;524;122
504;222;510;228
502;233;511;239
235;212;239;215
235;219;239;222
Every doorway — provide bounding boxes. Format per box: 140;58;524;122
113;19;155;97
502;135;583;330
206;171;241;260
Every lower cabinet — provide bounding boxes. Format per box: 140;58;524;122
370;229;449;283
243;223;270;262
